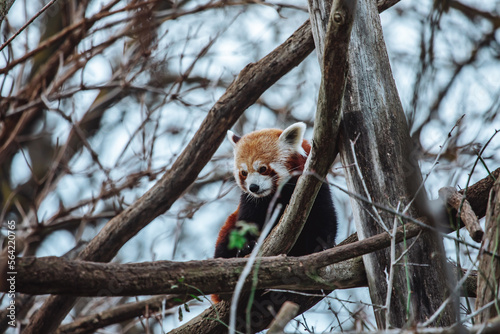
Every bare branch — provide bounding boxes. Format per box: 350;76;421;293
0;0;59;52
56;295;186;334
267;301;300;334
23;16;316;334
260;0;356;257
438;187;483;242
5;222;446;297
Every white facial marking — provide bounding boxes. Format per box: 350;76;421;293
269;162;288;186
252;160;261;171
245;172;273;198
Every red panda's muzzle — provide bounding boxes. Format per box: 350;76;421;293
243;172;274;198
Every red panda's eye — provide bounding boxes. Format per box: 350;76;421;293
241;170;248;177
258;166;267;174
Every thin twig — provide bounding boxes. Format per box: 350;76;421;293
384;202;401;329
0;0;59;52
349;138;389;233
420;259;479;327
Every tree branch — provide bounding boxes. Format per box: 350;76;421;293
22;17;316;334
9;221;472;297
56;295;185;334
6;219;483;333
261;0;356;257
460;168;500;219
439;187;483;242
267;301;300;334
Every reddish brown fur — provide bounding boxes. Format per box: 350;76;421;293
287;140;310;172
233;129;311;174
215;209;238;249
212;209;238;303
234;129;283;170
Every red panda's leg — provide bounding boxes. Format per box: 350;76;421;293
214;209;239;259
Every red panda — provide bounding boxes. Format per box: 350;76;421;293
213;122;337;331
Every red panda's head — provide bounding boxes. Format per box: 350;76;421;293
227;122;311;198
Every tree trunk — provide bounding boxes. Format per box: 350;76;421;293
475;177;500;323
308;0;457;328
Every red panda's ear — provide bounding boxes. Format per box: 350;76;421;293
279;122;306;154
227;130;241;147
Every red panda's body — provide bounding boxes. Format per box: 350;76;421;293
213;123;337;332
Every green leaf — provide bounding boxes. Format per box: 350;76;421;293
228;221;260;250
178;306;183;322
190;294;202;301
228;231;247;250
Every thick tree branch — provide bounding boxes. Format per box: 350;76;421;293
460;168;500;219
7;221;469;297
22;18;316;334
439;187;483;242
6;220;482;334
261;0;356;257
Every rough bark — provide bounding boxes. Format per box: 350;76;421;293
0;0;15;27
439;187;483;242
55;263;477;334
475;177;500;323
460;168;500;219
324;0;457;328
4;214;482;299
12;223;425;296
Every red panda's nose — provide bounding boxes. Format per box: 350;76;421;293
249;184;260;193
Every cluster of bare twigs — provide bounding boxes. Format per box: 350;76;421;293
0;0;499;333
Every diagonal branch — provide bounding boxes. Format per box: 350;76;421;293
23;18;316;334
261;0;356;258
55;295;186;334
